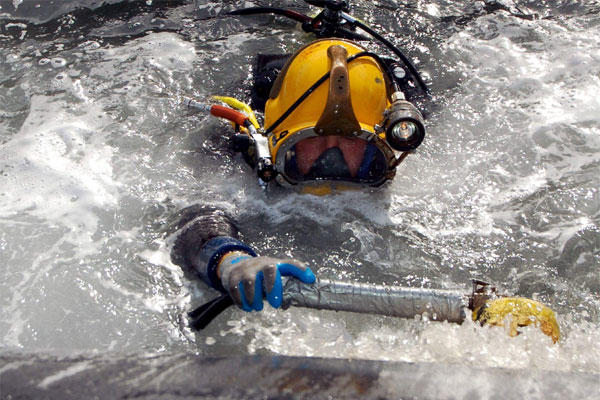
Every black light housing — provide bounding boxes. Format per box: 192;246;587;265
383;99;425;152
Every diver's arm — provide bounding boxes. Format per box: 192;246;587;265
170;205;315;311
169;206;250;288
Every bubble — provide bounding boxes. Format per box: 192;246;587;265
51;58;67;68
79;41;101;50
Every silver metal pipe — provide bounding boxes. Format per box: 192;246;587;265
185;99;211;112
282;278;467;323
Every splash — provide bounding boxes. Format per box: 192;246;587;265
12;0;23;11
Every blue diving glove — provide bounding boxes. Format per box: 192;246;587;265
218;252;316;312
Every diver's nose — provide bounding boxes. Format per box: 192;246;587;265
325;136;339;149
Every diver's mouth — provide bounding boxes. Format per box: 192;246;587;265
295;136;367;178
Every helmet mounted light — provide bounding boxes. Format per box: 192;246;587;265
382;93;425;152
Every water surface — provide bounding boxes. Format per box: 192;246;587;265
1;0;599;373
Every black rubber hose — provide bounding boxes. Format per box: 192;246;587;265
265;70;330;134
189;294;233;330
304;0;348;11
229;7;312;23
349;18;429;94
229;6;427;94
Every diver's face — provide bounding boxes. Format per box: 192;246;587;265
295;136;367;178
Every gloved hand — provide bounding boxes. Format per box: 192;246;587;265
218;252;316;311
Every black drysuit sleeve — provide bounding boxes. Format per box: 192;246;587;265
168;205;256;290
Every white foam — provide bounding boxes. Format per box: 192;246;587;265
37;361;92;389
5;23;27;29
203;33;256;56
425;4;441;17
12;0;23;11
98;32;196;74
235;307;600;373
0;95;118;241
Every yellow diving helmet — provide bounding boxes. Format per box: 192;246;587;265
263;39;425;189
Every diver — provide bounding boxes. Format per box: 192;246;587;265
170;1;427;319
168;1;559;342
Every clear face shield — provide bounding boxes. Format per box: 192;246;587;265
277;131;391;186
